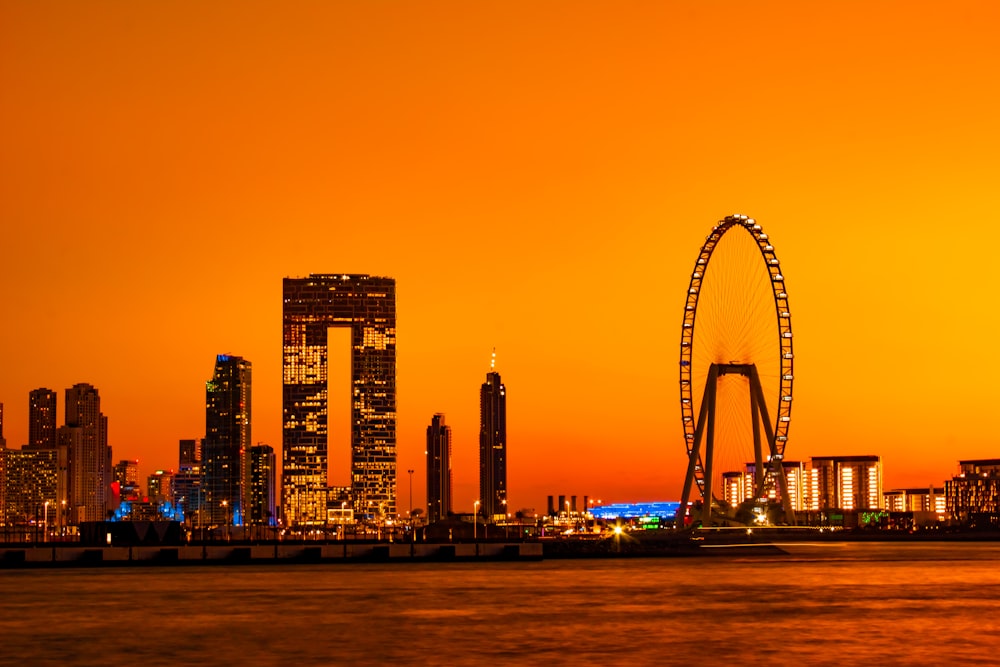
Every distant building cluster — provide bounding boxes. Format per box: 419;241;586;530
8;271;1000;539
0;273;517;540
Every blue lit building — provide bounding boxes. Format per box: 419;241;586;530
590;501;680;522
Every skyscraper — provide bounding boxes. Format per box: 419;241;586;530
249;444;276;527
426;413;452;523
201;355;251;526
282;274;397;526
479;369;507;521
59;383;111;524
174;438;202;523
0;402;5;450
28;388;57;450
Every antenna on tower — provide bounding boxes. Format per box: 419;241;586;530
490;347;496;371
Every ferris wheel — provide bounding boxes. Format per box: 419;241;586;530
676;214;795;527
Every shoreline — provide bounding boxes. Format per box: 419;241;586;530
4;530;1000;569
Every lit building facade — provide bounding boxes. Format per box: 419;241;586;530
201;355;251;527
884;487;946;514
147;470;175;504
27;388;57;450
426;413;452;523
59;383;111;524
3;448;58;527
249;444;276;526
946;459;1000;524
807;455;882;511
282;274;397;525
112;459;140;501
720;461;806;512
479;370;507;521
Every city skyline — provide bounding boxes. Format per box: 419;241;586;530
3;3;1000;513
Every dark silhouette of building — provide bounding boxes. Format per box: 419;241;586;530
479;369;507;521
58;383;111;524
201;355;251;527
175;439;202;523
282;274;397;526
249;444;276;527
179;438;201;468
426;413;452;523
27;388;57;450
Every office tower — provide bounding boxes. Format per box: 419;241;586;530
426;413;452;523
112;459;140;501
174;439;202;523
27;388;57;450
201;355;251;527
3;448;58;528
479;369;507;520
249;444;276;526
282;274;397;526
59;383;111;524
0;402;5;449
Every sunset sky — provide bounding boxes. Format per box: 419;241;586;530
2;2;998;514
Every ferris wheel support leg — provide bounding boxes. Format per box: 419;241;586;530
750;386;764;498
676;364;717;529
701;368;719;529
749;366;797;525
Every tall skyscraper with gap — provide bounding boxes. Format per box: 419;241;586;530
201;355;251;526
282;274;396;526
479;363;507;521
426;413;452;523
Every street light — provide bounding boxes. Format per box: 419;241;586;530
340;501;347;540
473;500;480;540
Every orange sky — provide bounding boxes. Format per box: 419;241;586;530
2;2;999;513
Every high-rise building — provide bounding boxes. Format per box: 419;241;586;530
479;369;507;521
282;274;397;526
249;444;276;527
0;401;6;449
59;383;111;524
201;355;251;527
174;439;203;523
3;448;58;528
426;413;452;523
27;388;57;450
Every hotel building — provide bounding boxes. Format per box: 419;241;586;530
282;274;397;525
